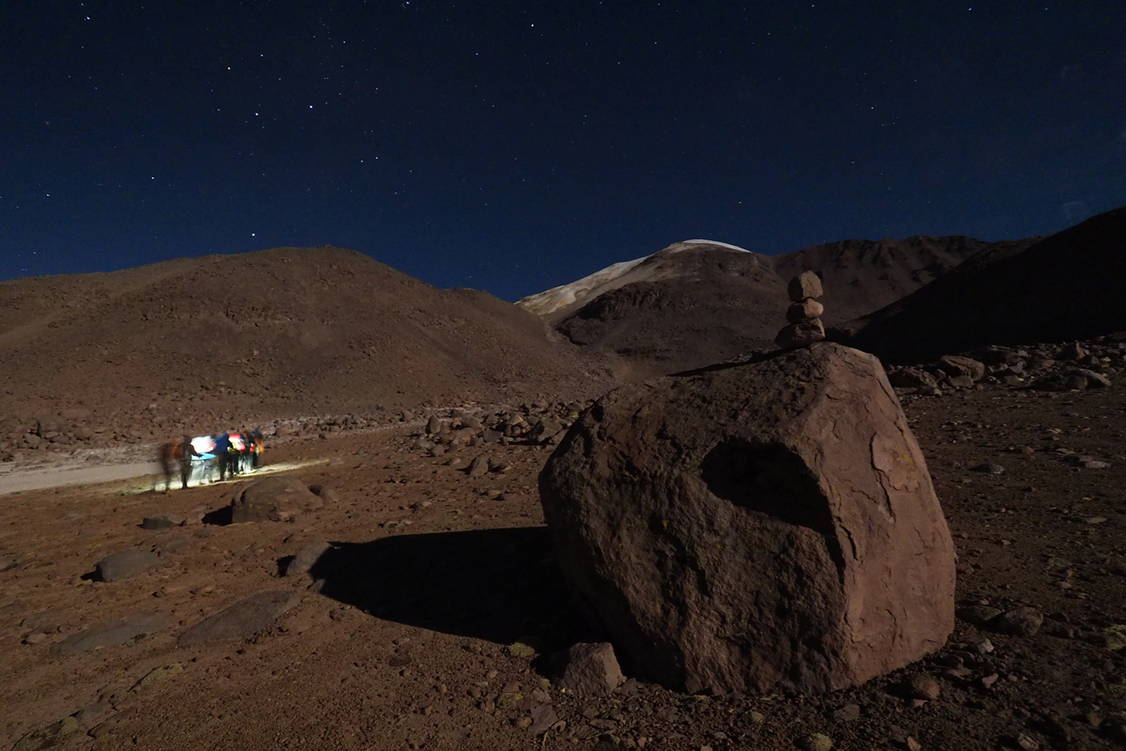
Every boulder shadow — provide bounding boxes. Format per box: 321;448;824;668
201;506;231;526
310;526;596;649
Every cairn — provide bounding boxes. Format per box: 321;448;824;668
775;270;826;348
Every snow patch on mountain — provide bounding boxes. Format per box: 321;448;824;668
516;239;751;318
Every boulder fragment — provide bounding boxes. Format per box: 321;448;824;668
179;590;299;646
230;476;319;522
555;642;626;695
95;550;160;581
283;541;333;577
539;343;956;694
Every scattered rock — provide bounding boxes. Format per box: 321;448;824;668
467;455;490;477
1103;624;1126;651
555;642;625;695
230;476;319;523
179;590;299;646
141;515;181;530
54;613;169;656
797;732;833;751
508;641;536;659
283;541;332;577
307;484;341;504
993;606;1044;637
939;355;986;382
907;672;941;701
958;605;1002;627
95;549;161;582
831;704;860;722
528;703;559;735
11;716;79;751
540;343;956;694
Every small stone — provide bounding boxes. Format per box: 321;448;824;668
1103;624;1126;651
515;716;533;730
788;271;824;301
748;711;766;724
797;732;833;751
958;605;1001;626
905;738;922;751
831;704;860;722
1016;732;1040;750
775;319;826;349
22;632;47;645
467;455;490;477
786;299;825;323
907;673;941;701
994;606;1043;636
528;704;559;735
980;673;999;689
969;463;1005;475
555;642;625;695
508;641;536;659
141;515;181;530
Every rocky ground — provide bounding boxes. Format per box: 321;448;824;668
1;359;1124;750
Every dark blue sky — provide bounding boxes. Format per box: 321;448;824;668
3;1;1124;300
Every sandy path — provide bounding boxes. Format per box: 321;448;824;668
0;461;161;495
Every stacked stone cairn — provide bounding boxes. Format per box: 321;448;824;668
775;270;826;349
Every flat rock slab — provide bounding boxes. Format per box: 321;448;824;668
95;549;161;582
178;590;299;646
54;612;170;656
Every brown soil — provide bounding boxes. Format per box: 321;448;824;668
2;374;1124;750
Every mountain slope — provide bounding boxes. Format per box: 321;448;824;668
519;236;986;372
0;246;608;440
846;207;1126;361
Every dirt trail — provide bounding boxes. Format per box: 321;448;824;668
0;462;161;495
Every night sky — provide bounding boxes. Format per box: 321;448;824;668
3;1;1124;300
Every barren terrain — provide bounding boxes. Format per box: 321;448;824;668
2;371;1123;750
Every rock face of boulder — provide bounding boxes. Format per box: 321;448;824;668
539;342;956;695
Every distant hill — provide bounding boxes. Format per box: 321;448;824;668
0;246;609;442
518;236;990;372
845;207;1126;361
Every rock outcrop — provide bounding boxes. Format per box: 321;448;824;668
539;343;956;694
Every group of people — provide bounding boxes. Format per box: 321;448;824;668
157;429;264;492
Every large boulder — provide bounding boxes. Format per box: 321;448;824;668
539;342;956;695
229;476;319;523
